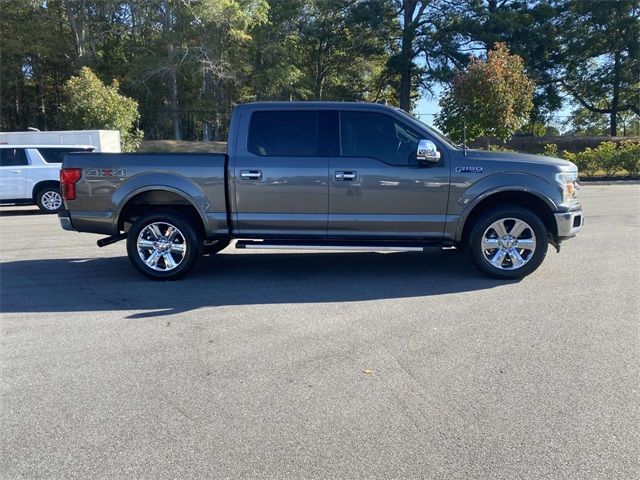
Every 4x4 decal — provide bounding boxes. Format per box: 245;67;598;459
86;168;126;177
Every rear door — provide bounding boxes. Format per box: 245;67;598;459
328;109;450;239
232;109;331;237
0;148;28;200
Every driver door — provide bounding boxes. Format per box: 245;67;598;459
328;110;449;239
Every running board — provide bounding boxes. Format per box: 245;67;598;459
235;240;439;252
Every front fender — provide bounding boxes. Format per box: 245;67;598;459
451;172;560;242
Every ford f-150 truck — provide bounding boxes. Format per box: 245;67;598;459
58;102;583;280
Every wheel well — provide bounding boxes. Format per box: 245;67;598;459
32;181;59;200
118;190;205;235
460;191;557;244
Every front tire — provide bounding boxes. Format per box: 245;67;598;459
36;186;63;213
469;206;548;279
126;211;202;280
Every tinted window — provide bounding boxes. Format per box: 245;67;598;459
0;148;28;166
248;111;319;156
340;111;420;166
38;147;93;163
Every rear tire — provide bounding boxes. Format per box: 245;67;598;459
469;206;548;279
126;211;202;280
36;186;63;213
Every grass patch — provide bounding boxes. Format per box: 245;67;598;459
140;140;227;153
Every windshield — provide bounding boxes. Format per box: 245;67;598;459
394;109;459;150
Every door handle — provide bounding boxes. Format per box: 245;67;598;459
240;170;262;180
10;170;23;174
335;171;357;181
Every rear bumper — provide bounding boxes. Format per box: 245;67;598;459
58;210;74;231
58;210;117;235
555;205;583;240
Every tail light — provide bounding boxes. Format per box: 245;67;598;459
60;168;82;201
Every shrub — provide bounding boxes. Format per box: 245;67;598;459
542;143;558;157
488;144;516;152
614;141;640;176
593;141;621;177
563;148;597;176
60;67;143;152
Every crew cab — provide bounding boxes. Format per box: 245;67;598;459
0;144;94;213
58;102;583;280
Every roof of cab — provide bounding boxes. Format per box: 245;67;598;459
236;101;398;111
0;144;95;149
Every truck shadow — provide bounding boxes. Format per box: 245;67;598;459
0;250;516;318
0;208;44;217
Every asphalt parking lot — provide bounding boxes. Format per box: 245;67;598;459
1;184;638;479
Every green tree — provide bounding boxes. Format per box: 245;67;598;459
60;67;143;151
564;107;610;136
435;1;563;121
188;0;269;140
0;0;74;131
390;0;459;112
556;0;640;136
245;0;309;101
435;43;535;143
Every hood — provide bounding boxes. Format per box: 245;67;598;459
464;149;577;170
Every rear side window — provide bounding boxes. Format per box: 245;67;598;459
248;111;318;156
0;148;28;166
37;147;93;163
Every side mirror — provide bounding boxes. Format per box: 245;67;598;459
417;139;441;164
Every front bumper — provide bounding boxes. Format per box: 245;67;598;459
555;205;583;240
58;210;74;231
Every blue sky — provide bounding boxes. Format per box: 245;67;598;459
415;87;443;127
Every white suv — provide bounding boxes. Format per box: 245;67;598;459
0;145;94;213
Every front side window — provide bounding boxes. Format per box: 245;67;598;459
0;148;28;167
37;147;93;163
248;111;319;157
340;111;420;166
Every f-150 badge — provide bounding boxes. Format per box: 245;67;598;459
455;166;483;173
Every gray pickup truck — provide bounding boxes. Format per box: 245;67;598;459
59;102;583;280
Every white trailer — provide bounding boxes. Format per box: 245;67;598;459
0;130;121;152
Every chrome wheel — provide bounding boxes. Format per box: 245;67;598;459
481;217;537;270
41;191;62;211
137;222;187;272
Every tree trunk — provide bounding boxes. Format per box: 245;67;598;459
36;60;47;130
15;74;21;129
202;68;212;141
399;0;417;112
169;66;181;140
315;42;324;99
212;35;224;141
213;74;223;141
610;3;623;136
64;0;86;63
167;44;181;140
610;49;620;136
163;1;180;140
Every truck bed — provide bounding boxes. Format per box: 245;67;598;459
61;152;229;237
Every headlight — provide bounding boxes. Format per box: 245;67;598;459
555;172;579;203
